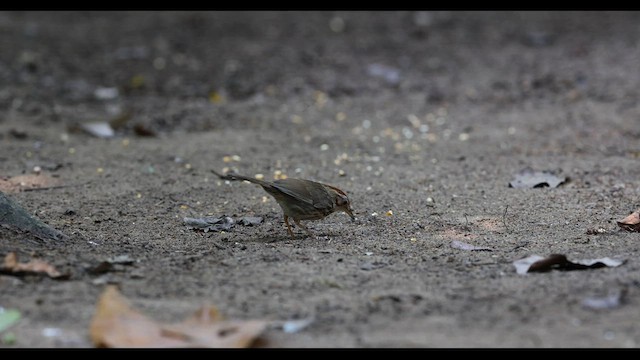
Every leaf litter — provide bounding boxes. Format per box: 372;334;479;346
617;210;640;232
1;252;68;279
514;254;624;275
508;167;567;188
184;216;263;232
90;285;268;348
0;174;60;193
0;308;21;333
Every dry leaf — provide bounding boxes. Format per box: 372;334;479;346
80;122;115;138
1;252;66;279
450;240;493;251
238;216;263;226
184;216;235;232
617;211;640;232
90;285;267;348
514;254;624;275
509;167;567;188
184;216;263;232
0;174;60;193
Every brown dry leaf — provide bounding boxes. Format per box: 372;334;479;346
0;174;60;193
617;211;640;232
90;285;268;348
1;252;65;279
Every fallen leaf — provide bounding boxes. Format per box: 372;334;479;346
184;216;264;232
183;216;235;232
450;240;493;251
90;285;268;348
238;216;263;226
0;252;67;279
509;167;567;188
80;122;115;138
574;257;624;267
514;254;625;275
0;308;21;332
617;211;640;232
0;174;60;193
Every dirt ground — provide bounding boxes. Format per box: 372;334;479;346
1;11;640;348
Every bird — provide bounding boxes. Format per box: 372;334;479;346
211;169;355;239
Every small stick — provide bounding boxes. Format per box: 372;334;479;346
502;205;510;233
20;180;93;192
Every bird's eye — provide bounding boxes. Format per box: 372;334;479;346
336;195;348;206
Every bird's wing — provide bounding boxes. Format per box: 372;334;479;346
270;180;314;205
271;179;333;210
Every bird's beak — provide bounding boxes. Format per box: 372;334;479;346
345;207;355;221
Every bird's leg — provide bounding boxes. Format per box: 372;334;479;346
294;219;315;238
284;215;295;239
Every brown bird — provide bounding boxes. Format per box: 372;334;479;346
212;170;355;238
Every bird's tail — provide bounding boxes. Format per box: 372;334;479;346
211;169;272;188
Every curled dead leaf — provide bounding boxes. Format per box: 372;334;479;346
617;211;640;232
90;285;267;348
0;252;67;279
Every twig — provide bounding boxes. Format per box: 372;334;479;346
502;205;510;233
21;180;93;192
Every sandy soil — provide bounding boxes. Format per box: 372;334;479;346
1;11;640;348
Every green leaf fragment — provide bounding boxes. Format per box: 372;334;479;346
0;309;21;332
